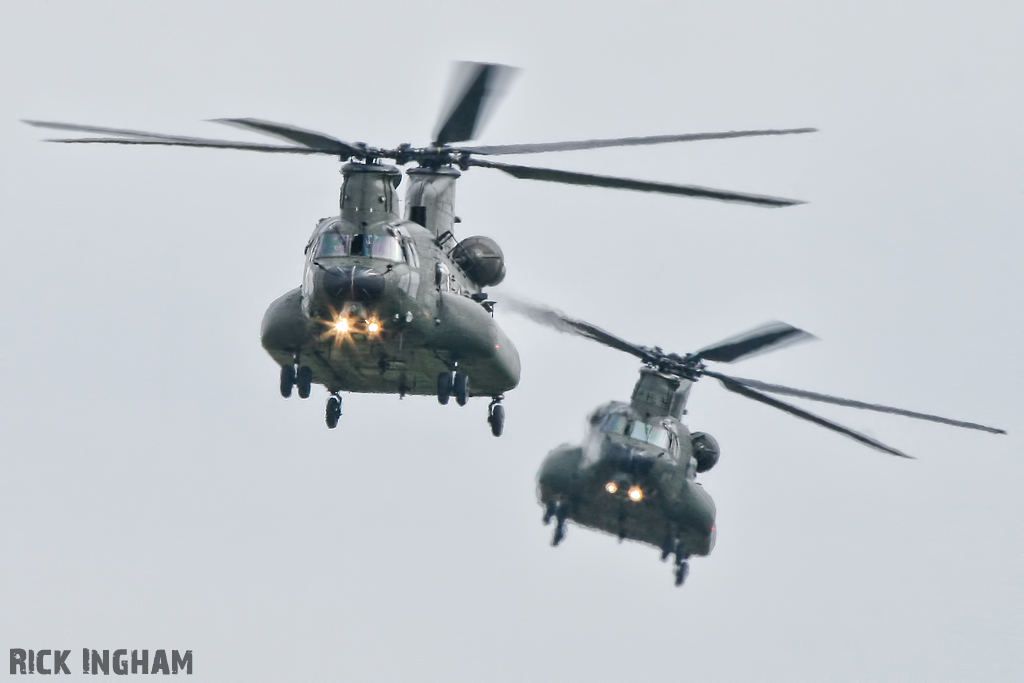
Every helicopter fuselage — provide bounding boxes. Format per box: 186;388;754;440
539;399;717;557
260;162;520;403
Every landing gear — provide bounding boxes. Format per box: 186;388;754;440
437;371;452;405
439;370;470;406
552;521;566;546
672;546;690;587
549;501;568;546
325;395;342;429
453;373;470;406
280;365;295;398
543;501;556;525
487;396;505;437
296;366;313;399
674;561;690;587
660;536;678;562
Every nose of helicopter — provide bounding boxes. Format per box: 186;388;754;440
321;266;386;303
604;441;657;476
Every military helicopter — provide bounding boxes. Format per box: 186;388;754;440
506;299;1005;585
24;62;816;434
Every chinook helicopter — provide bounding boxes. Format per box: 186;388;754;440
506;299;1005;585
24;62;816;434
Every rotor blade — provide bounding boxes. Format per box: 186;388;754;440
693;322;814;363
456;127;818;156
705;370;913;458
210;118;365;157
434;61;517;146
501;296;650;361
725;377;1006;435
467;159;804;207
41;137;328;154
25;120;335;154
25;119;236;142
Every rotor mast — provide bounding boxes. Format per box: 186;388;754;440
404;166;461;237
631;368;691;420
339;161;402;223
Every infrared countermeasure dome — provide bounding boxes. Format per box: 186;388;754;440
451;236;506;286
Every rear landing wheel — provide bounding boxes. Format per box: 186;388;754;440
437;372;452;405
453;373;469;406
280;365;295;398
296;366;312;399
325;396;341;429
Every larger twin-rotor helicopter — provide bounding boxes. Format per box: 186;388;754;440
26;62;816;434
506;298;1006;586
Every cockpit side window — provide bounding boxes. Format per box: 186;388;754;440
402;240;420;268
647;426;672;450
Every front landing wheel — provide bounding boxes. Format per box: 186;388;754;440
674;561;689;587
488;404;505;437
296;366;313;399
280;365;295;398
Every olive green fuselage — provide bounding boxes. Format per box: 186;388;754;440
260;163;520;399
538;373;718;558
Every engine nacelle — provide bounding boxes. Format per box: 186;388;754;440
450;236;506;286
690;432;720;473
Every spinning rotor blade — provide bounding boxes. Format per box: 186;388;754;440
467;159;804;207
705;370;912;458
501;297;650;361
725;377;1006;435
457;127;818;156
25;119;247;142
211;118;366;157
434;62;517;146
37;137;327;154
693;321;814;363
25;119;332;155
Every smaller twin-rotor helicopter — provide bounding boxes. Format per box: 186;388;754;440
505;299;1006;586
25;62;816;434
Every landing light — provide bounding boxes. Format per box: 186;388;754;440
605;482;618;494
366;319;381;335
628;486;643;502
333;317;350;333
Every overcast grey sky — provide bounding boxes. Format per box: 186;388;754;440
1;1;1021;681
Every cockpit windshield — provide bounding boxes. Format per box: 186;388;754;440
602;414;673;450
316;233;405;262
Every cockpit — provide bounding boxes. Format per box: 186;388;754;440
315;232;405;263
602;413;675;451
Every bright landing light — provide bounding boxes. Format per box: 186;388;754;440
605;482;618;494
333;317;350;333
627;486;643;502
366;319;381;335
